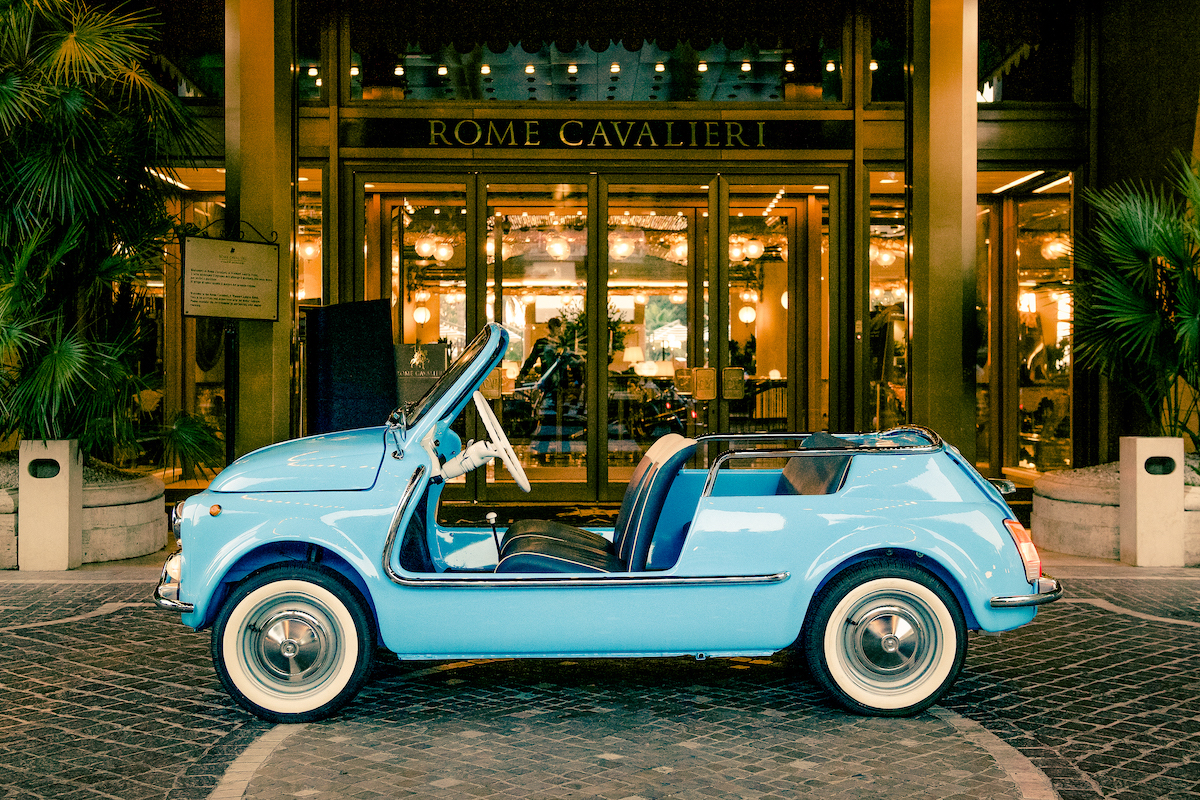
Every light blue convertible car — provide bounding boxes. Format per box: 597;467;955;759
155;323;1061;722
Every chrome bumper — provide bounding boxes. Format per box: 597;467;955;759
990;576;1063;608
152;551;194;613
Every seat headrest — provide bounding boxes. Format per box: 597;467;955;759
801;430;854;450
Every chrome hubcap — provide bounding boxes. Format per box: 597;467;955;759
841;595;938;689
252;609;334;685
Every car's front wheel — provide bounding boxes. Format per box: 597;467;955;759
803;560;966;717
212;564;376;723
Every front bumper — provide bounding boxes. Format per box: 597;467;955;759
989;576;1063;608
152;551;194;613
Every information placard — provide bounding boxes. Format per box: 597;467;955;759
183;237;279;321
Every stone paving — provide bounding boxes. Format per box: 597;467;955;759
0;554;1197;799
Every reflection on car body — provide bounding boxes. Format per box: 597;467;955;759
155;323;1061;723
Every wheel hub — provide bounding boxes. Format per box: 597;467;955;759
257;610;328;682
850;605;926;677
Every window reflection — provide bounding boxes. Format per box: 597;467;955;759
606;185;706;484
1016;196;1072;471
869;172;907;430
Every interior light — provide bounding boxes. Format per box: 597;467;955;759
568;64;578;74
412;305;431;325
1034;175;1073;194
738;305;757;324
655;62;665;72
741;62;752;72
394;65;404;76
315;78;322;87
869;60;879;71
525;64;535;74
784;60;795;73
414;235;437;259
350;66;359;77
744;239;765;260
825;61;836;72
480;64;491;75
781;290;788;310
610;63;621;74
992;171;1046;194
437;65;448;76
434;241;455;262
697;62;708;72
307;67;318;77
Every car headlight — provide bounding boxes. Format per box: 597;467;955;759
165;551;183;582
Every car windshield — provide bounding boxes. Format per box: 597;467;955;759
403;325;496;429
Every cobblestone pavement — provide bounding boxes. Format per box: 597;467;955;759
0;554;1196;799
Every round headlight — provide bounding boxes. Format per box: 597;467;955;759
165;552;183;583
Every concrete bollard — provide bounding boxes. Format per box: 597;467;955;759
18;440;83;571
1120;436;1185;567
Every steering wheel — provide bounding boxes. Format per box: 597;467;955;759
472;391;531;492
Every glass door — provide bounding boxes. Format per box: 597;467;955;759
483;181;592;500
715;182;817;436
603;181;711;492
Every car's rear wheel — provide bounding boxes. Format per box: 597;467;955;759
212;564;376;723
803;560;966;717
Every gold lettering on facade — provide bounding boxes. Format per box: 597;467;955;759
454;119;482;146
689;121;698;146
560;120;584;146
486;121;517;145
757;121;765;147
704;121;720;146
664;121;683;146
612;121;637;146
429;120;451;146
589;121;612;147
524;120;540;146
635;122;657;147
725;122;747;147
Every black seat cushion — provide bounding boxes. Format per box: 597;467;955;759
499;519;612;557
495;536;624;573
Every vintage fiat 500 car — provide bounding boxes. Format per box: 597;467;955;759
155;323;1061;723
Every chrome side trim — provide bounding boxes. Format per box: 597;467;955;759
383;570;790;589
152;553;194;613
382;466;428;585
990;577;1063;608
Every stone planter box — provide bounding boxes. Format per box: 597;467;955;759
1032;462;1200;565
0;475;167;569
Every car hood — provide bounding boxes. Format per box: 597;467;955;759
208;428;388;493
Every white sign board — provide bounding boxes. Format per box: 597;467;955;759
183;237;279;321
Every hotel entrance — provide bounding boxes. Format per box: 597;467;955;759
367;171;833;503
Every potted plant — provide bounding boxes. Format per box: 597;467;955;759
0;0;215;566
1073;153;1200;461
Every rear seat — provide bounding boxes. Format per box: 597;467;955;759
778;431;853;495
496;435;697;573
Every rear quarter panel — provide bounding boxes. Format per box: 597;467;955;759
672;451;1037;633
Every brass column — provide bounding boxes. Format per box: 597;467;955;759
909;0;977;457
225;0;297;455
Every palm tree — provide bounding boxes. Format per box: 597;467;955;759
1074;153;1200;455
0;0;211;461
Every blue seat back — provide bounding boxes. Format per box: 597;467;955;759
620;436;697;571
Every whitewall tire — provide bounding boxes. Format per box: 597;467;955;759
804;560;966;717
212;564;376;723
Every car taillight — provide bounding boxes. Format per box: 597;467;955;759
1003;518;1041;583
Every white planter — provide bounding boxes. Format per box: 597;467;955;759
1032;455;1200;566
0;469;166;569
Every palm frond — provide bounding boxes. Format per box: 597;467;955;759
37;3;155;84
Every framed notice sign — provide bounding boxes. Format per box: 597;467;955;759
183;237;279;321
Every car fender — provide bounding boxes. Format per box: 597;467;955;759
801;522;1037;633
179;494;394;630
